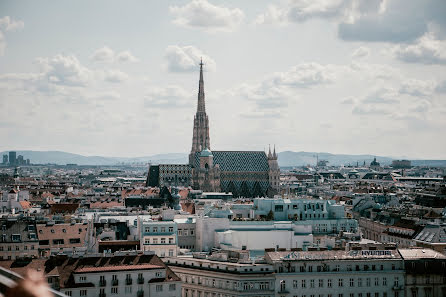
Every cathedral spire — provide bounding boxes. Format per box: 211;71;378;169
197;58;205;113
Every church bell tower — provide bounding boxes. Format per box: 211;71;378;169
189;59;211;166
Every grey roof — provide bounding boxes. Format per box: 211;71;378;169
413;224;446;243
194;151;269;172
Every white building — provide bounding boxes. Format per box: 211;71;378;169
165;256;276;297
266;249;405;297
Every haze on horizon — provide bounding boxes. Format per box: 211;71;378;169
1;0;445;159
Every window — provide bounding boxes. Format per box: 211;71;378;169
80;290;87;296
327;279;332;288
302;280;306;288
338;279;343;287
275;205;284;212
11;234;21;241
168;227;173;232
169;238;174;244
350;278;354;287
358;278;362;287
178;229;183;236
334;265;340;272
347;265;352;271
308;265;313;272
310;279;315;288
153;227;158;233
394;277;399;287
375;278;379;286
184;229;189;236
51;229;55;233
65;291;72;296
169;284;176;291
375;293;379;297
111;287;118;294
153;238;158;244
53;239;64;245
190;229;194;235
62;229;66;233
161;227;166;232
125;286;132;293
367;278;371;287
156;285;163;292
161;238;166;244
79;276;86;282
383;278;387;286
145;238;150;244
319;279;323;287
169;249;174;257
69;238;80;244
300;266;306;272
293;280;298;288
392;264;396;270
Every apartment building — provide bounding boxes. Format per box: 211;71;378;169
165;256;275;297
0;252;182;297
37;222;89;256
140;220;178;257
265;249;405;297
0;218;38;260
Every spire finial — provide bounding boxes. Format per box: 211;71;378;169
268;144;272;158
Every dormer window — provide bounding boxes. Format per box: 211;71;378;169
11;234;21;242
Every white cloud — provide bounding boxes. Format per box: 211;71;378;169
144;85;191;108
37;54;92;87
91;46;139;63
0;31;5;56
362;87;399;104
399;79;435;97
0;16;24;56
165;45;216;72
169;0;245;32
352;46;370;59
390;33;446;64
91;46;115;63
0;16;24;32
103;69;129;83
255;0;382;25
116;50;139;63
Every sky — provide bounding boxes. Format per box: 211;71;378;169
0;0;445;159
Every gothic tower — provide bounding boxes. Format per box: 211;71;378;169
268;145;280;194
189;59;211;166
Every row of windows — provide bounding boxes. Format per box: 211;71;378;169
178;228;195;236
39;227;86;234
65;285;176;296
279;263;398;273
291;293;396;297
38;238;81;245
144;226;174;233
288;277;397;289
0;244;35;251
180;274;272;291
143;237;175;244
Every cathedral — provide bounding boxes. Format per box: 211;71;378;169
147;60;280;197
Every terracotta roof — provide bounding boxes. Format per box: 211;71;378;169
89;201;124;209
75;264;163;273
19;201;32;209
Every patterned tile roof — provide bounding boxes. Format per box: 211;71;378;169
194;151;269;172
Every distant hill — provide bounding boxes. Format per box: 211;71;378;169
277;151;393;167
0;151;188;166
1;150;444;167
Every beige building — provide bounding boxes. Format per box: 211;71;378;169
165;256;275;297
37;222;89;257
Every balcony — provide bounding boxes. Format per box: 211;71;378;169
278;289;290;294
137;277;144;284
393;285;403;290
126;278;132;285
99;280;106;287
137;290;144;297
112;279;119;286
